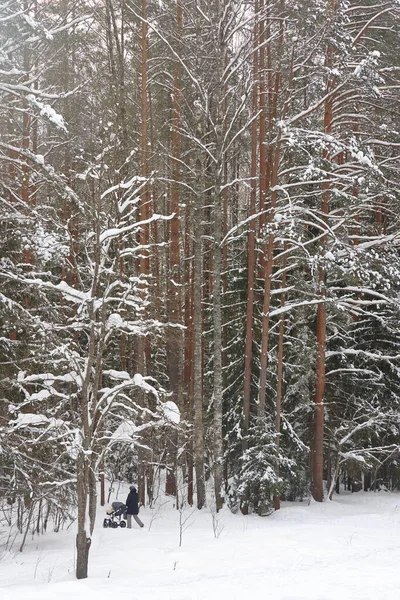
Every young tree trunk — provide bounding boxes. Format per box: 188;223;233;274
212;161;224;511
76;313;95;578
184;200;194;506
137;0;150;508
328;453;341;500
193;184;206;509
76;462;96;579
274;247;287;510
19;500;35;553
313;286;326;502
76;453;91;580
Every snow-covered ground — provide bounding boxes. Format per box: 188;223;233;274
2;490;400;600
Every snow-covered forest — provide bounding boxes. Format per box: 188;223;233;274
1;0;400;585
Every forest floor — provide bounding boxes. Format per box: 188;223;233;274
1;489;400;600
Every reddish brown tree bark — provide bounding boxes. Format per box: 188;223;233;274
166;0;183;408
243;0;259;438
312;0;337;502
258;0;267;236
137;0;150;508
258;6;287;416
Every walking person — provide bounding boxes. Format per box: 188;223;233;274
125;486;144;528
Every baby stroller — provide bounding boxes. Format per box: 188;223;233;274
103;501;127;528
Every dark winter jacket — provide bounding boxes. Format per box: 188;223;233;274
125;487;139;515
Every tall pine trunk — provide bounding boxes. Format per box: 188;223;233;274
257;0;287;416
312;0;337;502
243;0;259;440
137;0;150;507
166;0;183;408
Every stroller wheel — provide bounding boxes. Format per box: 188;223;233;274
120;520;127;528
103;519;109;528
111;521;119;528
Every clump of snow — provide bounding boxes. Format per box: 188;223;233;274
11;413;64;429
133;373;158;397
103;369;130;381
27;95;67;132
54;281;88;304
106;313;124;330
161;400;180;424
355;150;373;167
325;251;335;262
29;389;51;402
110;420;138;442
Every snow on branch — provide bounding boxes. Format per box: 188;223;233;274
0;272;89;305
26;95;67;132
100;175;148;202
10;413;66;430
267;297;336;318
326;349;400;361
99;213;174;244
330;286;399;307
